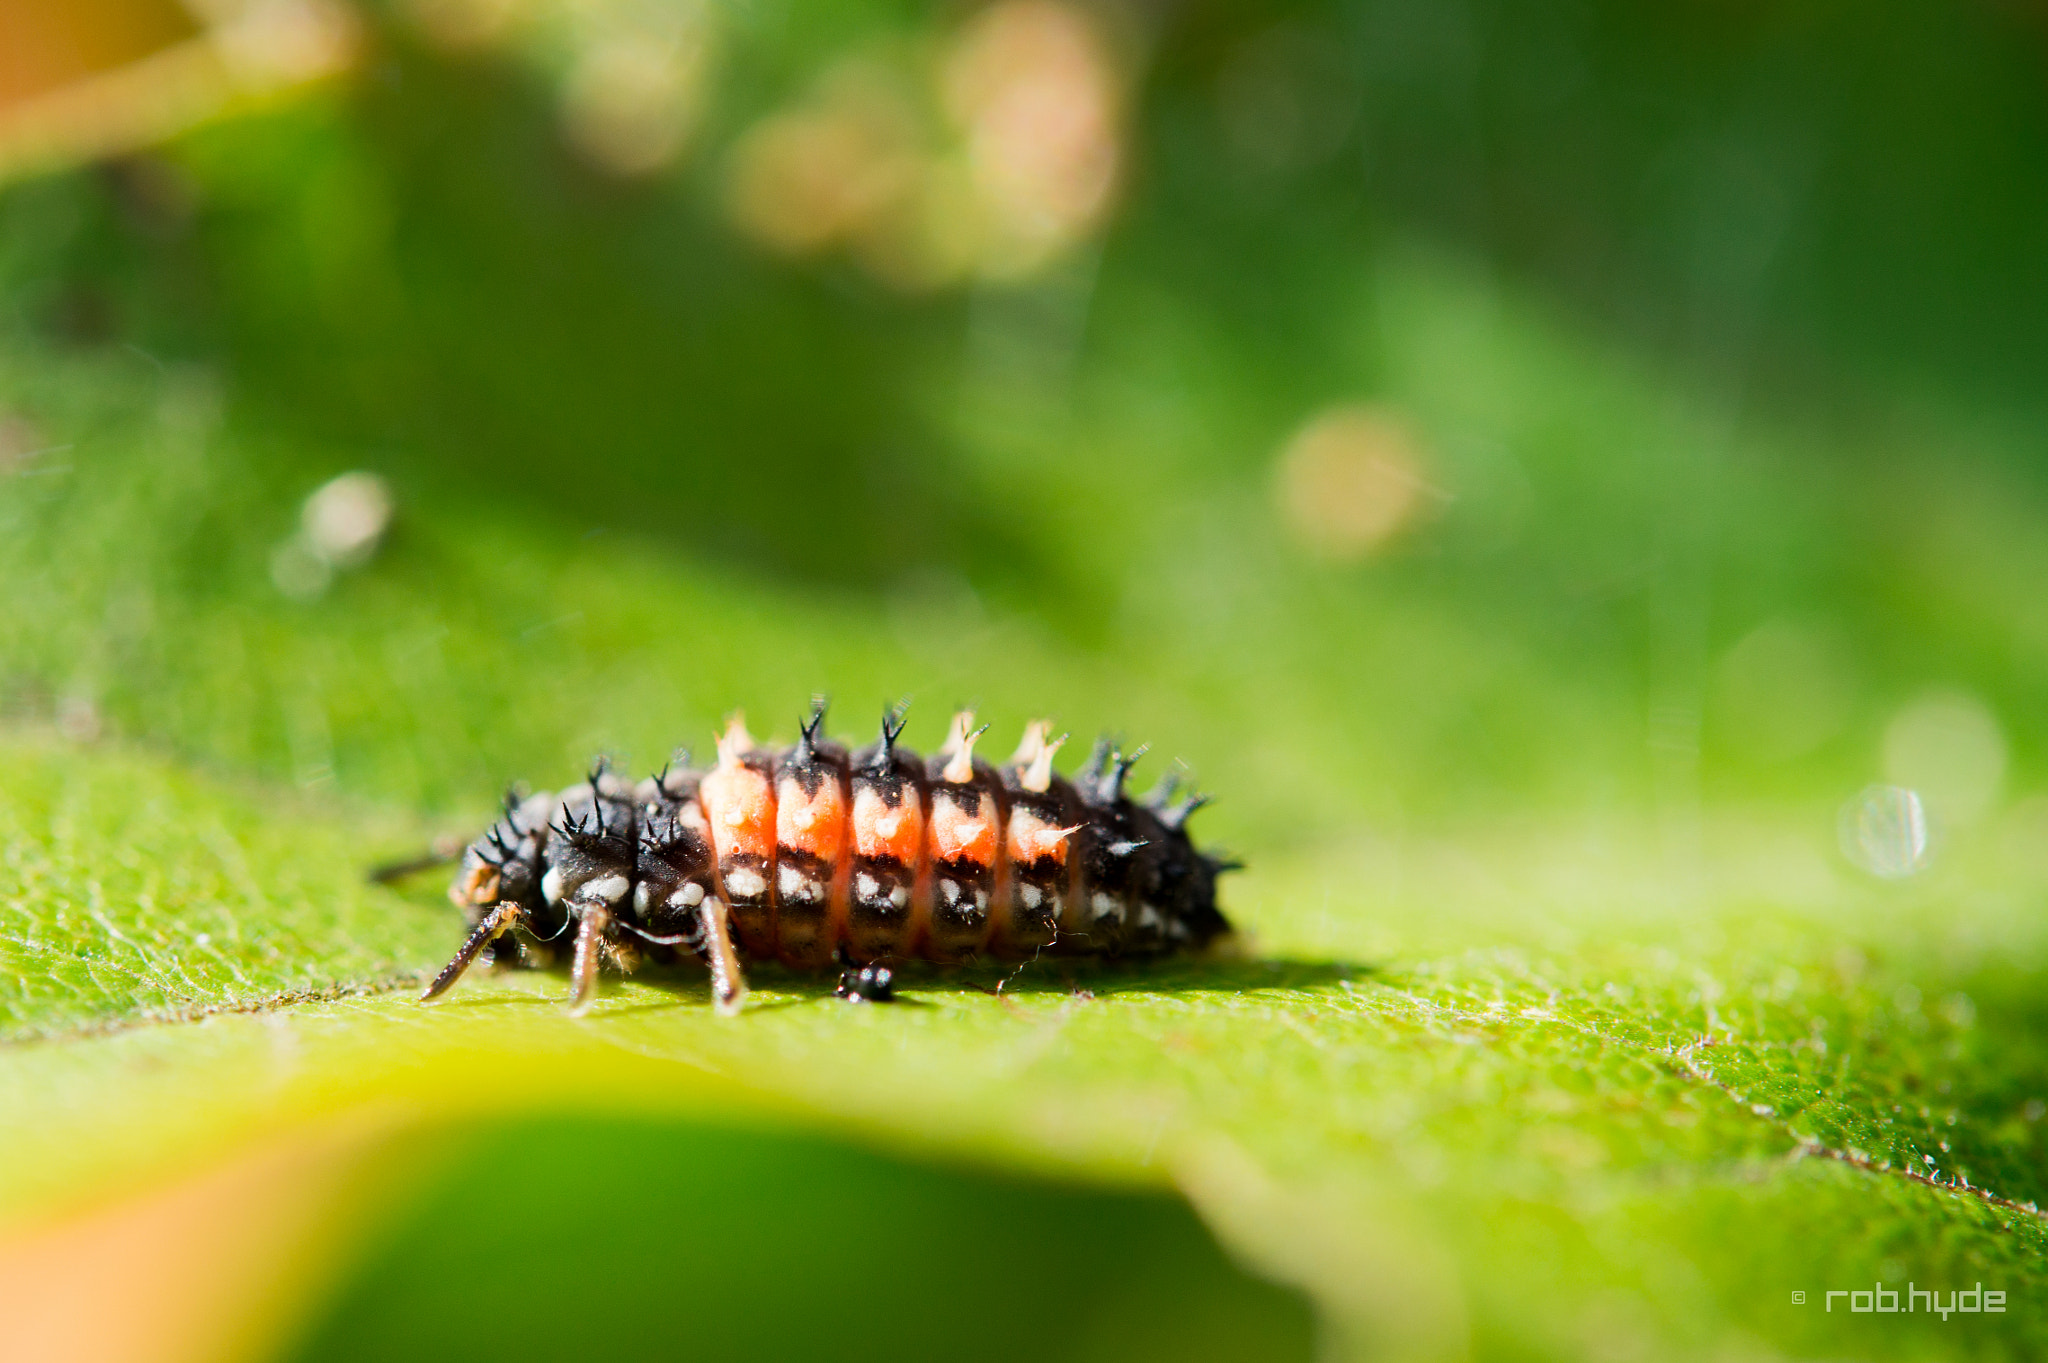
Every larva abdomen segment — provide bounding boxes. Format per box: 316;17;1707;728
994;735;1082;957
434;703;1235;1012
698;721;777;957
844;712;924;962
921;713;1007;963
772;715;849;970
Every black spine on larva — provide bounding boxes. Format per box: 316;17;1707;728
785;700;836;796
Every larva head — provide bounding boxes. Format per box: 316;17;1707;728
450;786;553;911
450;854;501;910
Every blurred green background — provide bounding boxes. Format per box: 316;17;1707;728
12;0;2048;824
6;0;2048;1359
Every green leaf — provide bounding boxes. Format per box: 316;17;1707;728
6;170;2048;1361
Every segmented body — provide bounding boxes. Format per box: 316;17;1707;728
426;706;1234;1014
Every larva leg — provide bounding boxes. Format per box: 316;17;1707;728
700;898;749;1017
566;905;612;1016
420;903;521;1002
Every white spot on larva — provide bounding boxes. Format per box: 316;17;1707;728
585;874;631;904
677;882;706;907
1018;884;1043;909
541;868;566;905
1091;892;1119;921
725;868;767;899
779;865;805;897
876;812;902;839
942;880;961;905
1137;904;1164;930
972;888;988;911
632;882;653;915
856;873;880;899
889;885;909;909
1166;917;1189;938
791;806;816;830
724;806;746;827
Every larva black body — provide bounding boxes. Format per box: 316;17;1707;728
424;704;1235;1014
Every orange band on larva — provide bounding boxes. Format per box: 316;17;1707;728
776;779;847;862
929;799;997;866
851;786;924;864
701;764;776;863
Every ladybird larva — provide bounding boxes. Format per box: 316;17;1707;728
422;702;1236;1015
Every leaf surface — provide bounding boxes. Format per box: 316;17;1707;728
4;225;2047;1362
